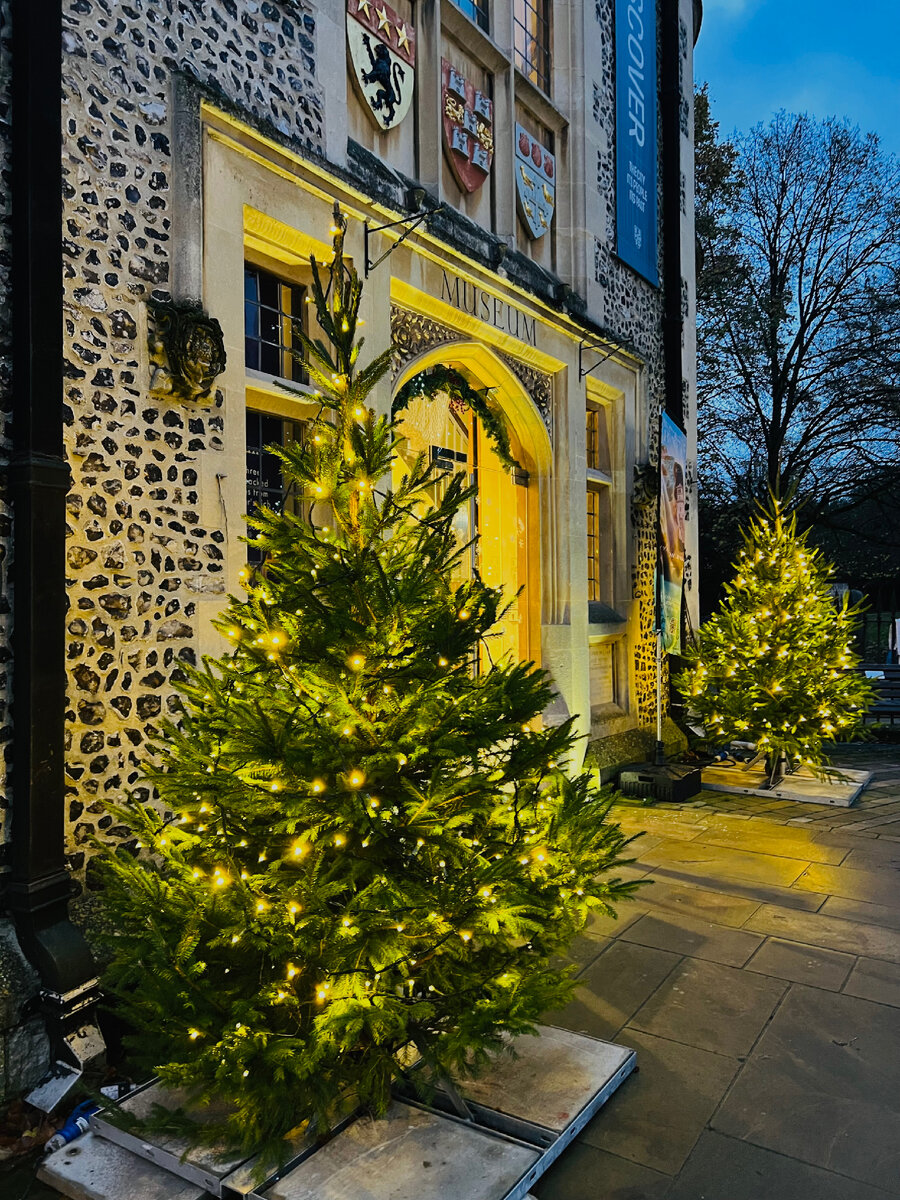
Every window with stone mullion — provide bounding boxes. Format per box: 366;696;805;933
245;412;305;564
244;264;307;384
514;0;550;94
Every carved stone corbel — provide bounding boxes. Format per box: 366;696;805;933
148;299;226;403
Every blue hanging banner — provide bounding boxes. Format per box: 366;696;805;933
615;0;658;285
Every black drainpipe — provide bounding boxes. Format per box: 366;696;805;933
7;0;101;1076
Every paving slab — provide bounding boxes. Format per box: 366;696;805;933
533;1142;671;1200
619;910;763;967
38;1131;206;1200
793;862;900;907
635;878;761;927
712;985;900;1193
641;866;828;912
843;957;900;1008
745;937;856;991
628;957;786;1056
578;1029;739;1175
691;824;849;864
744;903;900;962
636;840;810;887
563;932;610;973
667;1131;899;1200
841;845;900;870
820;894;900;932
582;900;650;940
612;816;707;844
813;829;900;854
550;940;681;1041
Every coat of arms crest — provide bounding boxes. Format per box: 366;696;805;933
347;0;415;131
515;124;555;239
441;59;493;193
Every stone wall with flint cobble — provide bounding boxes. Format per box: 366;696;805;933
0;0;324;871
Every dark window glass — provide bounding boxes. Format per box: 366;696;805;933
586;406;611;474
586;408;601;472
450;0;489;32
246;412;305;564
587;488;601;603
244;264;307;383
514;0;550;93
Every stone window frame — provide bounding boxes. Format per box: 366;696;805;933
586;400;614;607
241;253;323;568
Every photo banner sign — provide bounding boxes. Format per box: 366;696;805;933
615;0;658;285
659;414;687;655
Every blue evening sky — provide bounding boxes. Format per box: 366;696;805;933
694;0;900;157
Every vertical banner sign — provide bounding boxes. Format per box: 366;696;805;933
616;0;658;284
659;414;686;654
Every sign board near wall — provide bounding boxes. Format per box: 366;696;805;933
615;0;658;285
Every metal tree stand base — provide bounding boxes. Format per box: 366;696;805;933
40;1026;635;1200
702;761;871;806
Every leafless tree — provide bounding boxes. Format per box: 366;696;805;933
696;102;900;516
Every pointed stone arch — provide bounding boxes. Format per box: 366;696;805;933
391;338;553;668
392;340;553;480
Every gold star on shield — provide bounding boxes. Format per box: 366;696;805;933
356;0;371;14
375;5;391;33
395;22;410;50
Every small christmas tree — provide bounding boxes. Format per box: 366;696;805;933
677;500;874;784
100;211;637;1162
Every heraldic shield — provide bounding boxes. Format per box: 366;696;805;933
515;124;555;239
347;0;415;131
441;59;494;193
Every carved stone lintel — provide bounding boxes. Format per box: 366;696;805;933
148;299;226;404
390;304;553;436
391;305;463;381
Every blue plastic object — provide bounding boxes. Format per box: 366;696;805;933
44;1100;99;1154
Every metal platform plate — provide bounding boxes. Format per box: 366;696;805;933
461;1024;634;1134
84;1029;637;1200
90;1080;254;1197
38;1129;208;1200
261;1101;541;1200
702;763;871;807
421;1023;636;1173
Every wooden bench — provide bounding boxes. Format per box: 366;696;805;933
860;665;900;726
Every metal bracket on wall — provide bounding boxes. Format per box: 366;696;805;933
578;338;617;381
364;204;443;278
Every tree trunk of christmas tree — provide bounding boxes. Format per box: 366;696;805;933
766;753;787;788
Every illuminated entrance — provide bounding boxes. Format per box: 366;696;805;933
393;357;540;667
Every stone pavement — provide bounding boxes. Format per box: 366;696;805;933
14;747;900;1200
537;747;900;1199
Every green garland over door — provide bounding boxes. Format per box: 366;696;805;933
392;364;521;471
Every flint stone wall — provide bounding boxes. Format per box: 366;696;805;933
0;0;324;872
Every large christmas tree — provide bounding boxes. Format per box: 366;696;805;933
677;501;873;784
100;212;637;1161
